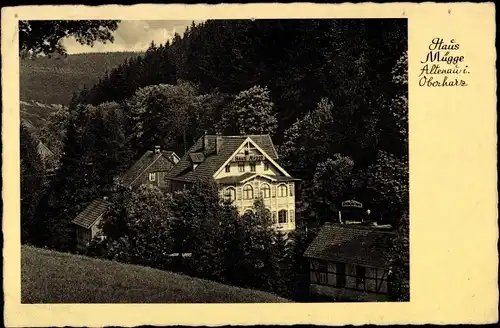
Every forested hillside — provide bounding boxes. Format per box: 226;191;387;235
80;20;406;145
22;19;409;301
20;51;142;105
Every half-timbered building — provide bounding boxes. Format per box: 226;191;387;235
303;222;394;301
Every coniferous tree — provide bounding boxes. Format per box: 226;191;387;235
20;125;46;244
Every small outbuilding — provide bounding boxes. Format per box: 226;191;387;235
303;222;395;302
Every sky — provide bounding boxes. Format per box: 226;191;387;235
62;20;202;54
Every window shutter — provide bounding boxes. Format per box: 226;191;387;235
289;209;295;223
237;187;242;200
289;183;294;196
272;185;276;197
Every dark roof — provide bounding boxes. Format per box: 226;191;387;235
303;223;395;268
166;134;281;183
189;152;205;163
71;198;111;229
119;150;177;188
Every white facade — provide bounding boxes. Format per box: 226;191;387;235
214;139;296;232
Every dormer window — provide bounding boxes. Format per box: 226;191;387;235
225;164;231;173
250;163;256;172
149;173;156;181
264;163;269;171
238;163;245;172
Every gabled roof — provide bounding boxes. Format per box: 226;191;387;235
303;223;395;268
71;198;111;229
166;134;281;183
119;150;177;188
37;141;54;158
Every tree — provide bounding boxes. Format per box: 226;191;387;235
309;154;355;223
37;104;70;169
20;125;46;244
33;101;131;250
388;211;409;301
353;151;408;224
19;20;120;58
170;178;225;279
217;85;278;135
126;81;223;155
388;50;408;152
90;185;175;269
281;220;313;300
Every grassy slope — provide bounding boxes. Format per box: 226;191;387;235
20;51;143;106
21;245;291;303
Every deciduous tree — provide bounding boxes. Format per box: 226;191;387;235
20;20;120;58
217;85;278;136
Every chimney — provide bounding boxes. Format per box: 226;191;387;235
154;145;161;154
215;132;222;154
203;130;209;151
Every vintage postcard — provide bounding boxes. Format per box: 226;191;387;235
2;3;497;327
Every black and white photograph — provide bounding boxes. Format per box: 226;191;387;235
18;17;409;304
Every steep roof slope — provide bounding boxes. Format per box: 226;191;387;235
304;223;395;268
119;150;177;188
71;198;111;229
166;134;279;183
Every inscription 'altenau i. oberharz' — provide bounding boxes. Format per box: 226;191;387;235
419;37;470;87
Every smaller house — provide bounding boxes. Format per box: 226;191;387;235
117;145;180;190
36;141;57;173
303;222;395;302
72;198;111;251
72;145;179;250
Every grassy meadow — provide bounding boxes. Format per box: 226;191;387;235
21;245;291;303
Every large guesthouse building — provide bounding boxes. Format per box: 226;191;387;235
166;132;299;232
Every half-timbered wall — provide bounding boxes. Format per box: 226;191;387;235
309;258;389;301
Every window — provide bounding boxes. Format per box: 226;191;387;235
264;162;269;171
238;163;245;172
278;209;287;224
356;266;366;288
250;163;256;172
149;173;156;181
278;184;288;197
315;260;328;285
243;184;254;200
225;164;231;173
337;263;346;287
289;209;295;223
223;187;236;202
261;184;271;198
